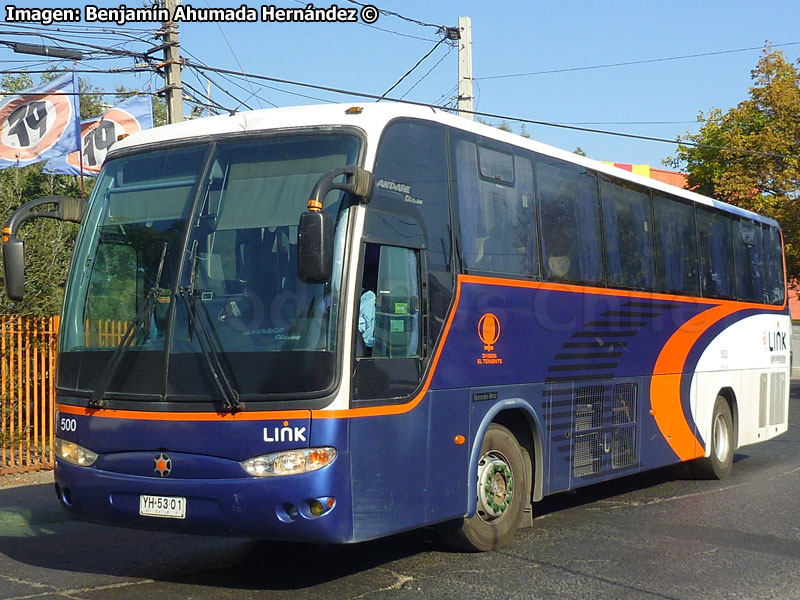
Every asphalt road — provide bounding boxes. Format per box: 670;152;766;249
1;384;799;600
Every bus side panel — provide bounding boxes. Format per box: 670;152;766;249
425;389;471;524
349;398;430;542
690;312;792;450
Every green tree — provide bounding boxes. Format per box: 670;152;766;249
669;48;800;278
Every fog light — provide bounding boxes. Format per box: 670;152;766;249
309;500;324;517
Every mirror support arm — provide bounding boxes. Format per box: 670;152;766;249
3;195;87;301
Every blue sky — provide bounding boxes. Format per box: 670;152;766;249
3;1;799;168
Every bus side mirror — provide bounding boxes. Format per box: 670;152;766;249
2;195;86;301
297;211;334;283
297;166;373;283
3;237;25;302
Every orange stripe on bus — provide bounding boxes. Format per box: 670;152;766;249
458;274;788;311
57;403;310;422
650;303;751;461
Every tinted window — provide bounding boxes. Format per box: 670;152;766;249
733;217;764;302
697;207;735;299
600;176;655;289
763;225;785;305
454;136;538;277
372;120;451;272
478;146;514;184
371;119;452;346
653;193;699;294
353;244;423;401
538;160;602;283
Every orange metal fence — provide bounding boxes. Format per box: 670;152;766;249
0;315;59;475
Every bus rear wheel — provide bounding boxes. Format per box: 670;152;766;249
691;396;734;479
440;423;528;552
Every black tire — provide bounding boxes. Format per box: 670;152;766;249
439;423;528;552
691;396;734;479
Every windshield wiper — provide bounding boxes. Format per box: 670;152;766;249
88;242;168;408
178;242;244;413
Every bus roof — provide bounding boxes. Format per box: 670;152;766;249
110;102;778;228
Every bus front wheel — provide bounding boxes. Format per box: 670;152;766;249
691;396;734;479
440;423;528;552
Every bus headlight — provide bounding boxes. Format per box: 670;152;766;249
54;438;98;466
241;447;337;477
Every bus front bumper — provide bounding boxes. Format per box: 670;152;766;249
53;457;353;543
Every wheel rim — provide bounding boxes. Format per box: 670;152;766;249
477;450;514;523
713;412;730;463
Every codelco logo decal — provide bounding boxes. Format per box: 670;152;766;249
477;313;503;365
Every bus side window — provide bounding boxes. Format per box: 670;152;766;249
453;137;538;278
653;193;700;295
537;160;603;284
353;244;423;401
763;225;785;305
372;246;421;359
697;207;736;299
733;217;764;302
600;175;656;290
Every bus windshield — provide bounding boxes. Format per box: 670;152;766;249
59;133;360;402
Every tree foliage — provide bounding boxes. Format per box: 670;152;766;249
0;74;164;317
669;48;800;279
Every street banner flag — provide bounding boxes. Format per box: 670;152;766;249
0;73;81;169
44;95;154;177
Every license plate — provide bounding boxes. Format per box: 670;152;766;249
139;495;186;519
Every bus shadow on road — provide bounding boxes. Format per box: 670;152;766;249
0;480;447;591
0;454;758;592
529;455;751;519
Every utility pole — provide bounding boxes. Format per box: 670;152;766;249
159;0;183;123
457;16;473;120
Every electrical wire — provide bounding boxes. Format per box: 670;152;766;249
356;21;440;43
344;1;446;31
185;64;255;111
380;37;445;99
399;44;453;100
182;48;277;108
0;30;152;59
476;41;800;80
183;60;800;160
202;0;265;109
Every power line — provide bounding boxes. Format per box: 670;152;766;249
0;30;152;59
181;60;800;160
185;64;255;111
181;48;278;108
475;41;800;81
357;21;439;43
202;0;265;109
380;37;445;99
181;77;233;114
399;44;453;100
0;21;158;35
344;0;445;31
0;90;155;96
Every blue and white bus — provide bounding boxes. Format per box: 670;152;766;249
3;103;789;551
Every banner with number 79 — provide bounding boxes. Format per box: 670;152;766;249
0;72;81;169
44;95;154;177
